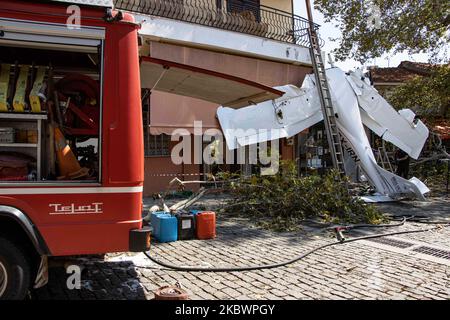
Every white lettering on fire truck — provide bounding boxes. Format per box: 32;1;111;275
49;202;103;215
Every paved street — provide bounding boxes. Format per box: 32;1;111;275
32;196;450;300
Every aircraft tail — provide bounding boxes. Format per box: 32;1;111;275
370;161;429;201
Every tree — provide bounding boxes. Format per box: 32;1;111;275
314;0;450;63
388;64;450;161
388;65;449;119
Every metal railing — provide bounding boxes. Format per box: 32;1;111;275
114;0;318;46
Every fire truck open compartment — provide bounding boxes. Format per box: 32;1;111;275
0;21;104;184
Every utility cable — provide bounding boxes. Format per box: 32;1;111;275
143;216;449;273
388;215;450;224
326;216;408;231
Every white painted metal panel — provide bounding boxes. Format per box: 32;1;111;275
217;81;322;150
0;18;105;40
45;0;113;7
346;70;429;160
0;19;103;52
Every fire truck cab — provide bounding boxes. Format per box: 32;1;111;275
0;0;281;299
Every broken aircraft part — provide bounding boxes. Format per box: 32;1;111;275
217;67;430;201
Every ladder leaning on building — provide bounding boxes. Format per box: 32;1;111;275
305;0;346;176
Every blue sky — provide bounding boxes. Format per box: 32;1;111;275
294;0;431;71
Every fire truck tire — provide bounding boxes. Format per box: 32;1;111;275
0;237;31;300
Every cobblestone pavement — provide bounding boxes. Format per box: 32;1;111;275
32;196;450;300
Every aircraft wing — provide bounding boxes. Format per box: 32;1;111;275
217;79;323;150
217;66;430;201
346;70;429;159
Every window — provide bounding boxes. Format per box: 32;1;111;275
145;134;170;157
142;89;170;157
226;0;261;22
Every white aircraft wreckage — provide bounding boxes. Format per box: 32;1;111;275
217;67;430;201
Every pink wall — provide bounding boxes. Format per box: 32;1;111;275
144;140;201;196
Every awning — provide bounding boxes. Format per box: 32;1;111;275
140;57;284;108
148;91;221;135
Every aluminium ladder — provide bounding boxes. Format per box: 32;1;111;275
376;140;394;172
307;28;346;176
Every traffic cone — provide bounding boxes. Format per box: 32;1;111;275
54;127;89;180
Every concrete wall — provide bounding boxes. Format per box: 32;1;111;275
144;139;201;197
144;158;201;197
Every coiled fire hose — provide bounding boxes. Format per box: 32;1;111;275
143;216;450;272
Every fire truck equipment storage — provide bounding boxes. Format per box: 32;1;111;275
0;0;282;300
0;0;148;299
0;30;102;182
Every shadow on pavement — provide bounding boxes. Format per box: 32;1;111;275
31;260;148;300
376;197;450;221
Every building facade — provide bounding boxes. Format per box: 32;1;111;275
115;0;315;195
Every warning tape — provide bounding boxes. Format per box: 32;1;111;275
147;173;213;178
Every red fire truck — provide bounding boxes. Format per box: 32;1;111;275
0;0;281;299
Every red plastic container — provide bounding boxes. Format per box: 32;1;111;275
196;211;216;240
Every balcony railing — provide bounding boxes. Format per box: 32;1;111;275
115;0;318;47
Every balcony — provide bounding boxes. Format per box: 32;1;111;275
114;0;316;47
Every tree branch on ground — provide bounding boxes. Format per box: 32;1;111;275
219;161;386;231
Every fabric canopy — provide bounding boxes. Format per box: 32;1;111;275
140;56;284;109
148;91;220;135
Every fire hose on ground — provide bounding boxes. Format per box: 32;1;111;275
143;216;450;273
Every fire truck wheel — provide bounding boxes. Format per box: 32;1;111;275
0;237;31;300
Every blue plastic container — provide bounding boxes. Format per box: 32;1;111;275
152;213;178;243
150;211;166;229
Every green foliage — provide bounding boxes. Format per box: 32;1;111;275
315;0;450;63
410;160;449;196
223;161;385;231
388;65;450;118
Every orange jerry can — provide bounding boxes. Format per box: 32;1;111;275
196;211;216;240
